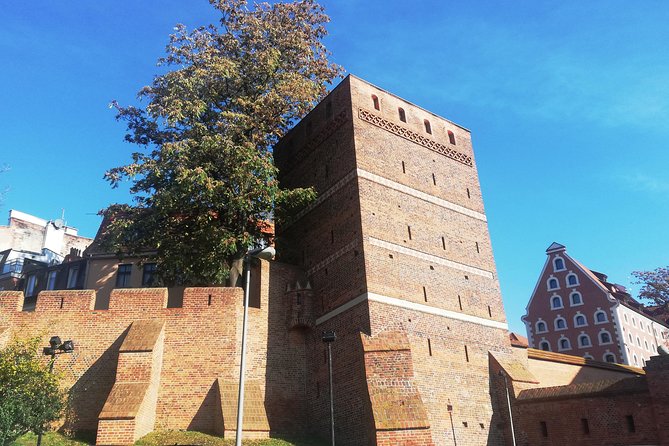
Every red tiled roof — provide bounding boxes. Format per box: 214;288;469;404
516;376;648;402
509;332;529;348
528;348;645;375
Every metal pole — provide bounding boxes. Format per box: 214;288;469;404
37;352;56;446
235;258;251;446
502;372;517;446
327;342;335;446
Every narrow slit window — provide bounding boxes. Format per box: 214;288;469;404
488;305;492;317
464;345;469;362
448;130;456;145
475;242;480;253
408;225;412;240
398;107;406;122
626;415;635;433
540;421;548;437
372;94;380;110
427;338;432;356
423;286;428;302
466;188;471;199
432;173;437;185
331;229;334;244
424;119;432;134
458;295;463;310
402;160;406;173
442;236;446;250
325;101;333;118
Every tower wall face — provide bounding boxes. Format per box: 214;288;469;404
276;75;511;445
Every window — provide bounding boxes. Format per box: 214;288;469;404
116;264;132;288
639;321;644;331
539;340;551;351
536;321;548;333
574;314;587;327
548;277;559;291
25;275;37;297
540;421;548;437
142;263;157;287
583;354;594;360
566;273;579;287
551;295;563;309
626;415;636;433
570;292;583;306
628;333;633;343
594;310;608;324
578;334;591;348
555;317;567;330
448;130;456;145
624;314;628;323
398;107;406;122
604;353;616;363
558;337;571;351
66;267;79;289
632;317;637;327
636;336;641;347
325;101;333;119
633;354;639;366
553;257;565;271
372;95;380;110
581;418;590;435
424;119;432;134
599;331;612;345
46;271;57;290
645;340;650;351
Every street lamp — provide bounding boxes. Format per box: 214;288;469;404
235;246;275;446
499;370;517;446
38;336;74;446
322;330;336;446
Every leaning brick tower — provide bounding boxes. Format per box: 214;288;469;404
275;75;511;446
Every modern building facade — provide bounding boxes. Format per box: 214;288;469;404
523;242;669;366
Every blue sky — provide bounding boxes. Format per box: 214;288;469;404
2;1;668;333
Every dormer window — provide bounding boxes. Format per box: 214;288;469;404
547;277;559;291
551;295;563;309
566;273;579;287
553;257;565;271
558;337;571;351
594;310;608;324
554;317;567;330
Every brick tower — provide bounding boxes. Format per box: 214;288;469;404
275;75;511;446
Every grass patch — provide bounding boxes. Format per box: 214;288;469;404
10;432;91;446
135;430;327;446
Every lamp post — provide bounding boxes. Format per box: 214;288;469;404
322;330;336;446
38;336;74;446
499;370;517;446
235;246;275;446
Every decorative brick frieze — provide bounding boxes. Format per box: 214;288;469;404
358;108;472;167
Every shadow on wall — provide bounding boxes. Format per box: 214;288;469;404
61;326;131;437
189;379;222;435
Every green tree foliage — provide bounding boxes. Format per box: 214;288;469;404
0;337;66;446
632;266;669;306
101;0;342;286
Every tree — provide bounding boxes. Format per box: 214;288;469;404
632;266;669;306
0;337;66;446
102;0;342;286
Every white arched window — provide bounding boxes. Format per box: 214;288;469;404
637;337;641;347
574;314;587;327
628;333;634;343
536;320;548;333
570;291;583;306
645;340;650;351
553;257;565;271
604;353;616;363
599;330;612;345
633;354;639;366
594;310;608;324
554;317;567;330
548;277;560;291
551;295;563;309
539;340;551;351
583;354;594;360
558;337;571;351
566;273;579;287
578;334;592;348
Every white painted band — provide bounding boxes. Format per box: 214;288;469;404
356;169;487;222
316;291;509;330
368;237;494;279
